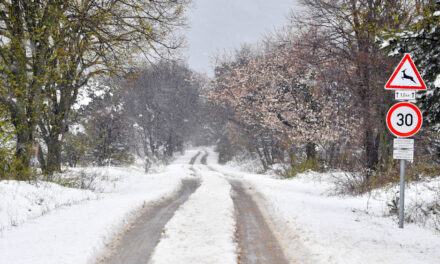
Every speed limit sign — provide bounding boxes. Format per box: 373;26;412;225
386;102;422;138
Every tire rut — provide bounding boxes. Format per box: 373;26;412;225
98;179;200;264
229;180;289;264
189;152;201;165
200;152;208;165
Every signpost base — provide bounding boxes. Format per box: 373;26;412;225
399;159;406;229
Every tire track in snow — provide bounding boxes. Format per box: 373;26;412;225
200;152;208;165
201;153;289;263
198;152;278;264
99;179;200;264
229;180;289;264
189;152;201;165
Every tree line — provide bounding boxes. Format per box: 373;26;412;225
207;0;440;185
1;0;439;185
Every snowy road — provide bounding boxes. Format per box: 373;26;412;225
101;151;287;264
100;179;199;264
147;151;289;264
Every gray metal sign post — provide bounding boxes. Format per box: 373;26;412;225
399;159;405;228
393;138;413;228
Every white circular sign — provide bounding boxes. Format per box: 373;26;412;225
386;102;422;138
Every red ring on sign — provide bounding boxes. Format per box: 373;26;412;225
386;102;422;137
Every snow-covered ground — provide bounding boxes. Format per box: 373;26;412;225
0;150;200;264
0;180;97;233
207;149;440;264
1;147;439;264
245;174;440;264
150;165;236;264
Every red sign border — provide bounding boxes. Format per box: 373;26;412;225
385;53;427;90
386;102;423;138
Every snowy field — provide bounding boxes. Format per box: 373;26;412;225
0;150;200;264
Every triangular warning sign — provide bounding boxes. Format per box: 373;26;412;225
385;53;427;90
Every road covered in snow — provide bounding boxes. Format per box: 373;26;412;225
1;147;440;264
100;179;199;264
150;165;236;264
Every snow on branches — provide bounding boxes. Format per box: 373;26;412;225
208;41;357;149
379;0;440;127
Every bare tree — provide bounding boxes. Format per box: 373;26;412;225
122;60;205;164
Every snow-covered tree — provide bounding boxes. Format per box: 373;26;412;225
208;39;357;168
379;0;440;158
289;0;418;173
380;0;440;128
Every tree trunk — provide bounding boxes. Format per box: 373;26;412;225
45;136;62;178
365;126;378;173
262;139;273;166
149;133;156;157
306;142;316;161
14;129;33;181
41;117;65;177
37;142;47;172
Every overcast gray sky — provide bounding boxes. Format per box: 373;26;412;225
185;0;300;76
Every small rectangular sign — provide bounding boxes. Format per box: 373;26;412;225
393;138;414;149
393;149;414;161
395;90;416;101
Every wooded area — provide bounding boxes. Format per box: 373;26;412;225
208;0;440;191
0;0;191;179
0;0;439;190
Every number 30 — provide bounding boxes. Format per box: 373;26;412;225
397;113;413;126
